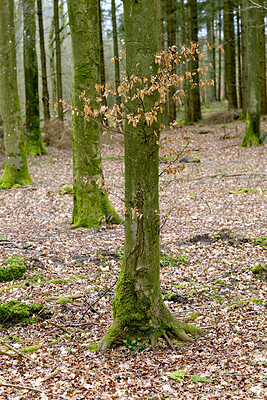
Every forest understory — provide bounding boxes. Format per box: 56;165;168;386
0;116;266;399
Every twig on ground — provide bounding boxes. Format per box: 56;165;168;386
0;379;42;392
46;321;71;335
163;332;177;353
185;172;267;181
0;338;37;364
42;367;61;382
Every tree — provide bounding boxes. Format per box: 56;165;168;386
98;0;203;352
111;0;121;105
258;0;267;115
23;0;47;156
0;0;32;189
224;0;238;109
241;0;248;114
185;0;202;123
54;0;63;122
166;0;176;122
37;0;51;122
66;0;121;228
241;0;262;147
205;0;216;103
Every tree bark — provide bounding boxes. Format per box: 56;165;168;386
54;0;63;122
23;0;47;156
224;0;238;109
67;0;121;227
98;0;203;352
185;0;202;123
241;0;262;146
166;0;176;122
0;0;32;189
206;1;216;103
37;0;50;122
49;16;57;115
258;0;267;115
241;0;248;114
111;0;120;105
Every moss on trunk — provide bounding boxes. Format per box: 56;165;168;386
0;0;32;189
23;0;47;156
67;0;120;228
98;0;203;353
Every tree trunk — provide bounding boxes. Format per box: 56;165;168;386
206;3;216;103
67;0;121;228
218;5;222;101
98;0;203;352
111;0;120;105
49;16;57;114
258;0;267;115
241;0;262;147
157;0;168;125
166;0;176;122
0;0;32;189
23;0;47;156
224;0;238;109
98;0;107;108
54;0;63;122
37;0;50;122
185;0;202;123
241;0;248;114
236;5;242;109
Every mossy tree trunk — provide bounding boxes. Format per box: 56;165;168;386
258;0;267;115
241;0;248;115
37;0;51;122
67;0;121;228
98;0;203;352
0;0;32;189
23;0;47;156
241;0;262;147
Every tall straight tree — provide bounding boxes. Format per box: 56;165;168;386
99;0;203;352
241;0;248;114
67;0;121;227
23;0;47;156
166;0;176;122
241;0;262;146
224;0;238;109
258;0;267;115
0;0;32;189
37;0;51;122
185;0;201;123
54;0;63;122
111;0;120;105
206;0;216;103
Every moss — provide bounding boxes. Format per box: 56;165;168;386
251;264;264;277
234;187;260;194
87;343;99;352
0;301;44;325
241;111;262;147
59;185;73;195
251;298;263;305
20;344;42;353
253;238;267;249
56;297;72;304
0;257;27;282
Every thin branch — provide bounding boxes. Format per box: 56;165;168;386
0;338;37;364
0;380;42;392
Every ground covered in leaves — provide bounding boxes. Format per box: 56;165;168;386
0;116;266;399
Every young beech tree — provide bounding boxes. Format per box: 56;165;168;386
23;0;47;156
66;0;121;227
0;0;32;189
98;0;203;352
241;0;262;147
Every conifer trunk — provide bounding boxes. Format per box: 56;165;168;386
23;0;47;156
258;0;267;115
98;0;203;352
0;0;32;189
67;0;121;227
54;0;63;122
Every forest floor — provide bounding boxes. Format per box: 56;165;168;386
0;114;266;399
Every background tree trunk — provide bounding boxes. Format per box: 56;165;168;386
241;0;248;114
98;0;202;352
54;0;63;122
258;0;267;115
166;0;176;122
37;0;50;122
49;15;57;114
0;0;32;189
224;0;238;109
241;0;262;146
185;0;202;123
23;0;47;156
67;0;121;228
111;0;120;105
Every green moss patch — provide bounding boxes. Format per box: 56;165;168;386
0;300;45;325
59;185;73;195
0;257;27;282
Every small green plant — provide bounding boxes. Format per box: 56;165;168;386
0;256;27;282
250;298;263;305
253;238;267;249
170;370;186;382
87;343;99;352
122;337;147;352
56;297;72;304
58;185;73;195
191;375;212;384
234;187;260;194
160;255;189;268
251;264;264;277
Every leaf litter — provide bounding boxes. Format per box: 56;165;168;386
0;118;266;399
